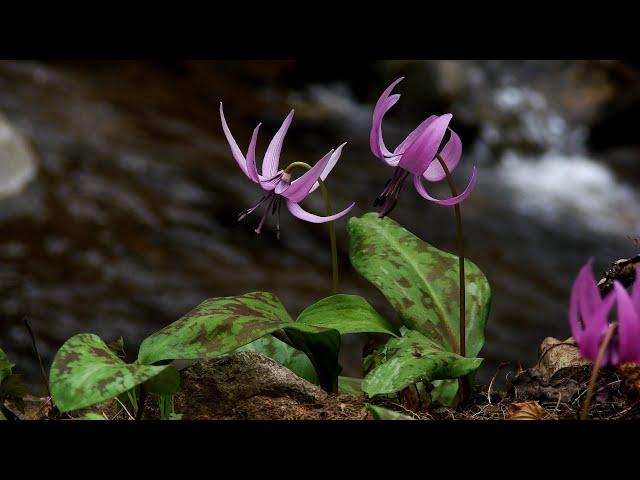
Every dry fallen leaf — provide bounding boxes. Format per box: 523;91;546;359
507;401;545;420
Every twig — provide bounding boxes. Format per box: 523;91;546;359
113;396;135;420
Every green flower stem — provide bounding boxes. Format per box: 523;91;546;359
435;154;466;357
284;161;339;294
581;322;617;420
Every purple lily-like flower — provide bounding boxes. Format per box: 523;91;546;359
370;77;478;217
569;260;640;366
220;103;355;237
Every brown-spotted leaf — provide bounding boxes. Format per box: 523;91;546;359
138;292;297;364
362;330;482;397
49;334;169;413
138;292;341;391
348;213;491;357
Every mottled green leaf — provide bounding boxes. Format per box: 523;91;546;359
0;348;13;384
237;336;318;384
138;292;341;391
49;334;169;413
297;294;399;337
367;404;415;420
0;374;28;400
338;376;363;395
348;213;491;357
362;330;482;397
143;365;180;395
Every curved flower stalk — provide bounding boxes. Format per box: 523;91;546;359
569;260;640;418
370;77;477;217
220;103;355;237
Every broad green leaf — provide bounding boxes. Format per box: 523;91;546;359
75;412;106;420
138;292;341;392
0;409;5;420
430;379;459;406
348;213;491;357
367;404;415;420
362;330;482;398
338;376;363;395
0;348;13;384
297;294;399;337
143;365;180;395
237;336;318;384
49;334;169;413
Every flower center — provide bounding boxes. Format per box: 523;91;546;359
374;167;410;217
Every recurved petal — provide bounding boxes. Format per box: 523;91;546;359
412;166;477;206
285;199;355;224
281;149;334;203
423;129;462;182
306;143;346;195
262;110;295;178
399;114;452;175
220;102;249;178
614;281;640;363
245;123;262;183
370;77;404;161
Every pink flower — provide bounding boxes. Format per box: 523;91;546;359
569;260;640;365
220;103;355;237
370;77;477;217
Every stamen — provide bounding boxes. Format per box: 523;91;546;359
254;196;276;235
376;168;410;218
238;194;269;221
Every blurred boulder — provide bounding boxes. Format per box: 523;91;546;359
0;112;37;199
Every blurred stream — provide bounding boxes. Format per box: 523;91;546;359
1;60;639;391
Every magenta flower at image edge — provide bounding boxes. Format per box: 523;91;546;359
370;77;478;216
569;260;640;365
219;103;355;236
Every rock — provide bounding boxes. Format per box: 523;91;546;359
508;337;590;403
0;112;37;199
160;352;330;420
537;337;590;383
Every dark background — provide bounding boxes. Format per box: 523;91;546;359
1;60;639;391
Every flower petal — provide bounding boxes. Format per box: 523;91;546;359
423;129;462;182
614;281;640;363
393;115;437;155
219;102;250;180
399;114;452;175
305;143;346;195
370;77;404;162
259;171;283;192
412;166;477;206
632;272;640;311
262;110;294;178
245;123;261;183
281;149;335;203
577;260;601;319
285;199;355;224
578;289;616;363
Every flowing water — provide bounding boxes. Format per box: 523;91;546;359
1;60;638;390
